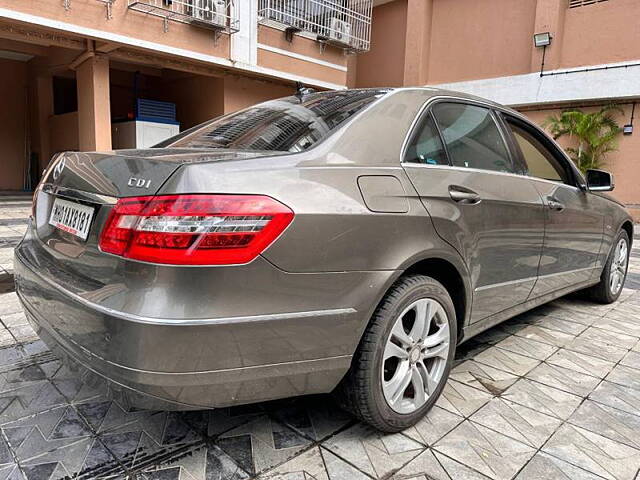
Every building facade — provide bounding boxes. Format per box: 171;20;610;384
0;0;371;191
354;0;640;219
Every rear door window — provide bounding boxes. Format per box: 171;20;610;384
403;112;449;165
432;102;515;173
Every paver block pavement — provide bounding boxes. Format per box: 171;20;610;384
0;201;639;479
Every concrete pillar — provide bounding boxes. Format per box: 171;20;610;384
403;0;433;86
530;0;567;73
76;54;111;151
32;74;53;171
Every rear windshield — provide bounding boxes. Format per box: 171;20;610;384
156;89;389;152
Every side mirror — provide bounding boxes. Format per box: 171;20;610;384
586;169;614;192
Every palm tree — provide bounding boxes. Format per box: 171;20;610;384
542;105;622;173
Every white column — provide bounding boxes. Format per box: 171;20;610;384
230;0;257;66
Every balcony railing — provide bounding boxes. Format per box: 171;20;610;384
128;0;239;33
258;0;373;53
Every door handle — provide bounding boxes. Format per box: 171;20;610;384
547;197;565;211
449;186;481;204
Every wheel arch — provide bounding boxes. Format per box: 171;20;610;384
402;257;470;342
354;246;472;356
621;220;634;247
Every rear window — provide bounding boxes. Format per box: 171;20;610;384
157;89;389;152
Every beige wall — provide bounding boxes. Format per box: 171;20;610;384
257;49;344;85
0;58;28;190
49;112;79;154
356;0;538;86
357;0;640;86
522;105;640;210
354;0;407;87
257;26;347;87
561;0;640;69
427;0;537;83
223;75;293;114
164;74;224;130
162;73;291;130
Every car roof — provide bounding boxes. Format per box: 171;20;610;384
395;87;521;113
327;86;520;117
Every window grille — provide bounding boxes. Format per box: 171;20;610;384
127;0;239;33
568;0;608;8
258;0;373;52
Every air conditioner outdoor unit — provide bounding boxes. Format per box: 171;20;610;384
329;18;352;46
190;0;227;28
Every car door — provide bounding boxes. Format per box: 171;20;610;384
499;114;604;298
402;100;545;323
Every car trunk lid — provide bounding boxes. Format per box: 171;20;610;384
32;148;279;266
43;148;274;198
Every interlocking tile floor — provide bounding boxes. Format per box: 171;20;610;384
1;198;640;479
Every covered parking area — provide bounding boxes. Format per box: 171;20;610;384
0;22;292;193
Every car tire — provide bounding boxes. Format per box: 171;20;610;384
584;229;630;304
336;274;457;432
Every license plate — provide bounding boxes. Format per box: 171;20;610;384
49;198;95;240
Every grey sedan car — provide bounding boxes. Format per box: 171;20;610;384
14;87;632;432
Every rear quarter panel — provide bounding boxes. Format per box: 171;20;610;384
160;159;463;273
159;88;449;274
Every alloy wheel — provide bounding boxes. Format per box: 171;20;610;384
381;298;450;414
610;237;628;295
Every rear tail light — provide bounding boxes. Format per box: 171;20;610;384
99;194;294;265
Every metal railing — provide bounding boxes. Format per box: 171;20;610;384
128;0;239;33
96;0;116;19
568;0;608;7
258;0;372;52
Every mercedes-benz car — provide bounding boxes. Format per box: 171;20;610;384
14;87;632;432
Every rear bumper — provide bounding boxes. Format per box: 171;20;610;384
18;293;352;409
14;227;395;409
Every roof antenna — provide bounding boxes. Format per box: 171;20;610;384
295;81;316;101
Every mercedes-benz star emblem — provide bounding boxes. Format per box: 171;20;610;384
52;158;66;181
